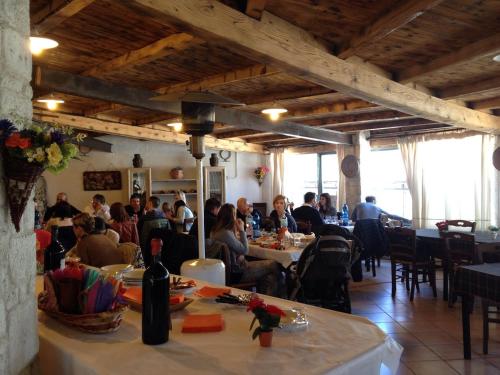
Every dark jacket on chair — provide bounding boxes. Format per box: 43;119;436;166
292;205;323;235
353;219;388;260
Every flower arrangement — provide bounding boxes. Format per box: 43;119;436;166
254;165;270;186
488;225;499;232
1;116;85;231
248;296;285;345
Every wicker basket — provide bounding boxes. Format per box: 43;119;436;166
38;292;128;334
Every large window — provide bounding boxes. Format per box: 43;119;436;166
362;148;412;219
284;152;339;207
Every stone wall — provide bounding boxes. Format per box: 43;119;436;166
0;0;39;374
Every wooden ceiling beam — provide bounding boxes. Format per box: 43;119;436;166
33;110;265;153
439;76;500;100
398;33;500;83
469;97;500;111
34;66;352;144
32;0;96;34
242;87;336;107
285;100;377;120
245;0;267;20
128;0;500;133
82;33;202;77
338;0;444;59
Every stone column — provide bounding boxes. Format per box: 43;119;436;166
0;1;39;374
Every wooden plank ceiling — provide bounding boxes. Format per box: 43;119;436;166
30;0;500;150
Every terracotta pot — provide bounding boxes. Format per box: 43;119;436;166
170;168;184;179
259;330;273;347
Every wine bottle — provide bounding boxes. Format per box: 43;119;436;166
43;226;65;273
142;238;170;345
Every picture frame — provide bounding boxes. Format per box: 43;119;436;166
83;171;122;191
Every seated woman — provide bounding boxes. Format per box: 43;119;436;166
167;191;194;233
210;204;282;297
109;202;139;245
72;213;122;267
269;195;297;233
318;193;337;221
44;201;77;252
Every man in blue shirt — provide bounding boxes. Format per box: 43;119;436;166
351;196;410;224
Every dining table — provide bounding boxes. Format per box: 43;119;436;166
36;275;403;374
247;243;304;268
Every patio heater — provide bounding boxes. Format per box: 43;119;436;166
179;101;225;284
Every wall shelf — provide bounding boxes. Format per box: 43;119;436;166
152;179;196;183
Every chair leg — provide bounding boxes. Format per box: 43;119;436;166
371;257;376;277
404;265;410;291
365;258;370;272
415;272;420;293
482;299;489;354
448;268;455;308
443;260;449;301
391;261;397;298
410;264;417;301
430;263;437;298
377;257;381;267
344;280;351;314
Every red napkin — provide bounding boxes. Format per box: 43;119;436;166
195;286;231;298
182;314;224;333
122;287;184;305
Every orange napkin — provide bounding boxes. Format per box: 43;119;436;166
182;314;224;333
195;286;231;298
122;287;184;305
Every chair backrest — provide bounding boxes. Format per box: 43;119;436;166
140;218;170;249
385;227;417;261
353;219;389;258
445;220;476;233
296;220;312;235
252;202;267;217
118;242;140;265
440;231;476;265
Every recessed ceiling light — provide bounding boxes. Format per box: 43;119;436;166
30;37;58;55
261;108;288;121
493;54;500;62
37;98;64;110
167;122;183;132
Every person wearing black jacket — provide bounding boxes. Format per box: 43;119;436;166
291;192;324;235
189;198;221;239
43;192;80;222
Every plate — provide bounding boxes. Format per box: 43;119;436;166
123;269;145;281
101;264;133;275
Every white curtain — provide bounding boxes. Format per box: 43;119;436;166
398;133;496;229
336;145;346;210
358;131;371;200
270;148;285;199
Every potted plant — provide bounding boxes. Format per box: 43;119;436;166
0;117;85;231
247;296;285;347
488;225;499;239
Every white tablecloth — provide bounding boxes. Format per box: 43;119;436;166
248;244;303;268
37;277;402;375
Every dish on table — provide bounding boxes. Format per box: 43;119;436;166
101;264;133;275
122;287;194;312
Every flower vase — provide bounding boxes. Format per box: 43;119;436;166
132;154;143;168
259;330;273;347
3;153;44;232
257;176;265;186
491;231;498;240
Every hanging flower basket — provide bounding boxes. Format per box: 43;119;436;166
254;166;270;186
1;117;85;232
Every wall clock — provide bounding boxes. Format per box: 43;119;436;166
493;147;500;171
341;155;359;178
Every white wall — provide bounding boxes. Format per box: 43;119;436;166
43;135;267;211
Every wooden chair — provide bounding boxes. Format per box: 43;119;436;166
482;300;500;354
216;242;257;291
296;220;312;235
386;227;437;301
444;220;476;233
441;231;476;307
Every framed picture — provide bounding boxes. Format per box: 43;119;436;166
83;171;122;191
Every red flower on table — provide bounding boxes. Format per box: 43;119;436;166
265;304;286;317
5;132;31;149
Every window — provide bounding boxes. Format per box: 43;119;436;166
362;148;411;219
284;152;339;207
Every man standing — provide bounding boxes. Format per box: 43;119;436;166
189;198;221;239
291;192;324;235
43;192;81;222
351;196;410;223
124;193;145;222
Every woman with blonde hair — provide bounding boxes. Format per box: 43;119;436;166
269;195;297;232
167;190;194;232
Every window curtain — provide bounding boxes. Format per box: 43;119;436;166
336;145;346;210
358;131;371;200
270;148;285;199
398;133;496;229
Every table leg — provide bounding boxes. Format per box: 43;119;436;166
461;295;472;359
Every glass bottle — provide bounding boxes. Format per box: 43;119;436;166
44;226;65;272
245;214;254;239
142;238;170;345
342;203;349;226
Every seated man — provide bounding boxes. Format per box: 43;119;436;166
351;196;410;224
43;192;81;223
189;197;221;239
236;197;251;222
72;213;122;267
85;194;111;222
291;192;324;235
138;196;170;250
124;193;145;222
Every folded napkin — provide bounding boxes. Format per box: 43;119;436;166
182;314;224;333
195;286;231;298
122;287;184;305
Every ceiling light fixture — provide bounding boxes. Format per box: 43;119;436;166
29;37;58;55
493;54;500;63
261;107;287;121
168;122;183;132
37;97;64;111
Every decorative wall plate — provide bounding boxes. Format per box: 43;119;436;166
341;155;359;178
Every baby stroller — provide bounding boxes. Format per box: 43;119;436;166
290;225;362;313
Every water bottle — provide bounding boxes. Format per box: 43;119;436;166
342;203;349;226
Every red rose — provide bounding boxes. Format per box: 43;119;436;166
265;304;285;317
18;137;31;149
247;296;265;312
5;132;31;149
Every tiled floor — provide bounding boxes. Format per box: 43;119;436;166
349;260;500;374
